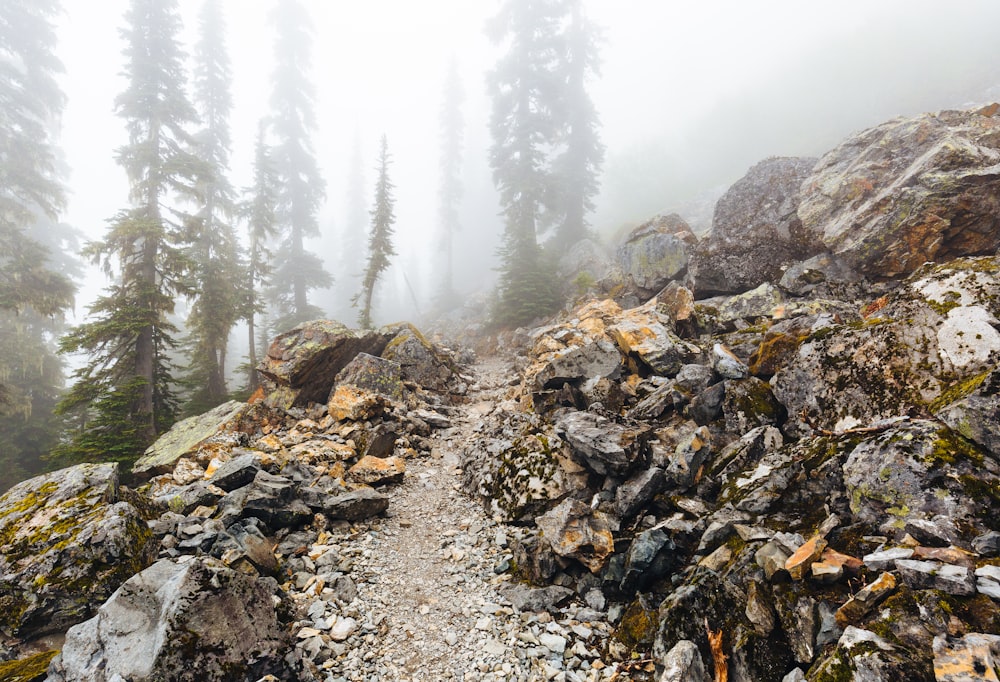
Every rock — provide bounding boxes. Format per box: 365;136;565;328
328;384;388;422
896;559;976;596
329;616;358;642
781;670;806;682
241;470;312;530
615;214;695;294
347;455;406;486
154;480;224;515
711;343;747;380
772;585;817;664
663;424;712;489
688;156;820;295
774;257;1000;436
810;625;932;681
835;573;896;627
536;498;615;573
556;410;645;476
615;466;665;518
532;339;622;391
359;422;399;459
658;639;709;682
0;463;157;640
0;651;58;681
257;319;391;408
538;632;568;655
974;531;1000;557
862;547;914;571
755;541;791;581
333;352;403;399
501;584;574;613
621;524;691;592
779;251;860;296
799;107;1000;279
380;323;456;392
607;302;693;376
933;633;1000;682
133;401;249;476
722;376;783;433
206;451;260;492
841;420;1000;540
209;519;279;577
686;382;725;425
745;581;776;635
715;283;784;325
784;536;827;581
309;487;389;521
47;557;290;682
935;366;1000;459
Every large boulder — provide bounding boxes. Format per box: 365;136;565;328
799;105;1000;279
0;463;157;640
380;323;457;393
133;400;249;476
688;156;820;295
47;556;291;682
615;214;696;295
257;320;391;408
773;257;1000;436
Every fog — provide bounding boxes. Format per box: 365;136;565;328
53;0;1000;326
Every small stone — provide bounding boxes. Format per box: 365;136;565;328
699;545;732;572
896;559;976;596
862;547;914;571
755;541;790;581
659;639;709;682
785;536;827;581
712;343;748;380
835;572;897;627
329;617;358;642
933;633;1000;682
809;561;843;584
539;632;567;655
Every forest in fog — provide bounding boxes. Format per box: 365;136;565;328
2;0;1000;489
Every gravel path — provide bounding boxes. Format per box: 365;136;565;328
299;357;627;682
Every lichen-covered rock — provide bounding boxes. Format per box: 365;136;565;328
933;633;1000;682
47;557;291;682
380;323;457;392
615;214;696;295
0;463;157;640
806;626;933;681
842;419;1000;541
555;410;648;477
334;352;403;399
935;366;1000;459
774;257;1000;436
133;400;249;477
723;376;784;433
347;455;406;486
658;640;709;682
531;338;621;391
257;319;391;408
799;106;1000;280
0;650;57;681
328;384;388;422
688;156;820;295
607;300;694;376
536;498;614;573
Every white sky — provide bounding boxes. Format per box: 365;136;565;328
55;0;1000;322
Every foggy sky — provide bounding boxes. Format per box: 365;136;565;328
55;0;1000;323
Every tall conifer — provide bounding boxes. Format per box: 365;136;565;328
356;136;396;330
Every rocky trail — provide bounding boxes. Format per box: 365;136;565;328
312;357;623;682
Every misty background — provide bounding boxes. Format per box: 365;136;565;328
57;0;1000;324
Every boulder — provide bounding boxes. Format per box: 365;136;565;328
935;366;1000;459
658;640;709;682
500;583;574;614
531;339;621;391
257;319;391;408
773;257;1000;436
0;463;157;640
328;384;388;422
607;301;693;376
333;352;403;399
555;410;648;476
688;156;820;295
778;251;861;296
842;419;1000;541
308;487;389;521
133;400;249;477
615;214;696;294
536;498;614;573
380;323;456;392
47;557;290;682
206;451;260;492
799;106;1000;279
347;455;406;487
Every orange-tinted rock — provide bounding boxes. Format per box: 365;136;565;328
785;536;828;581
348;455;405;487
328;385;386;422
835;572;897;627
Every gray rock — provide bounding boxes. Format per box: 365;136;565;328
501;584;574;613
133;401;248;476
536;498;615;573
772;585;817;664
686;382;725;425
615;214;695;294
935;367;1000;459
782;669;806;682
0;463;157;640
711;343;748;380
207;452;260;492
974;531;1000;557
715;283;784;325
615;466;665;518
621;525;684;592
862;547;914;571
896;559;976;596
779;251;860;296
47;557;290;682
674;364;715;394
658;639;709;682
664;425;712;489
722;377;783;433
556;410;643;476
688;156;820;295
799;107;1000;279
210;519;279;577
155;480;224;515
755;541;790;581
380;323;456;392
334;351;404;399
311;487;389;521
533;339;622;390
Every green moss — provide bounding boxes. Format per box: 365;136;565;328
925;427;985;468
616;599;658;648
928;369;990;412
0;650;58;681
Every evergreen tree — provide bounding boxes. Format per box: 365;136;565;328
183;0;241;415
56;0;201;464
266;0;331;332
436;57;465;307
551;0;604;248
355;135;396;330
240;122;279;394
486;0;564;327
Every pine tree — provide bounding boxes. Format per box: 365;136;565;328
486;0;564;328
551;0;604;248
266;0;331;332
56;0;201;464
355;135;396;330
436;57;465;307
240;122;279;394
183;0;241;415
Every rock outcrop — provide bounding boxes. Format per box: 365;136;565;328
616;214;697;296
